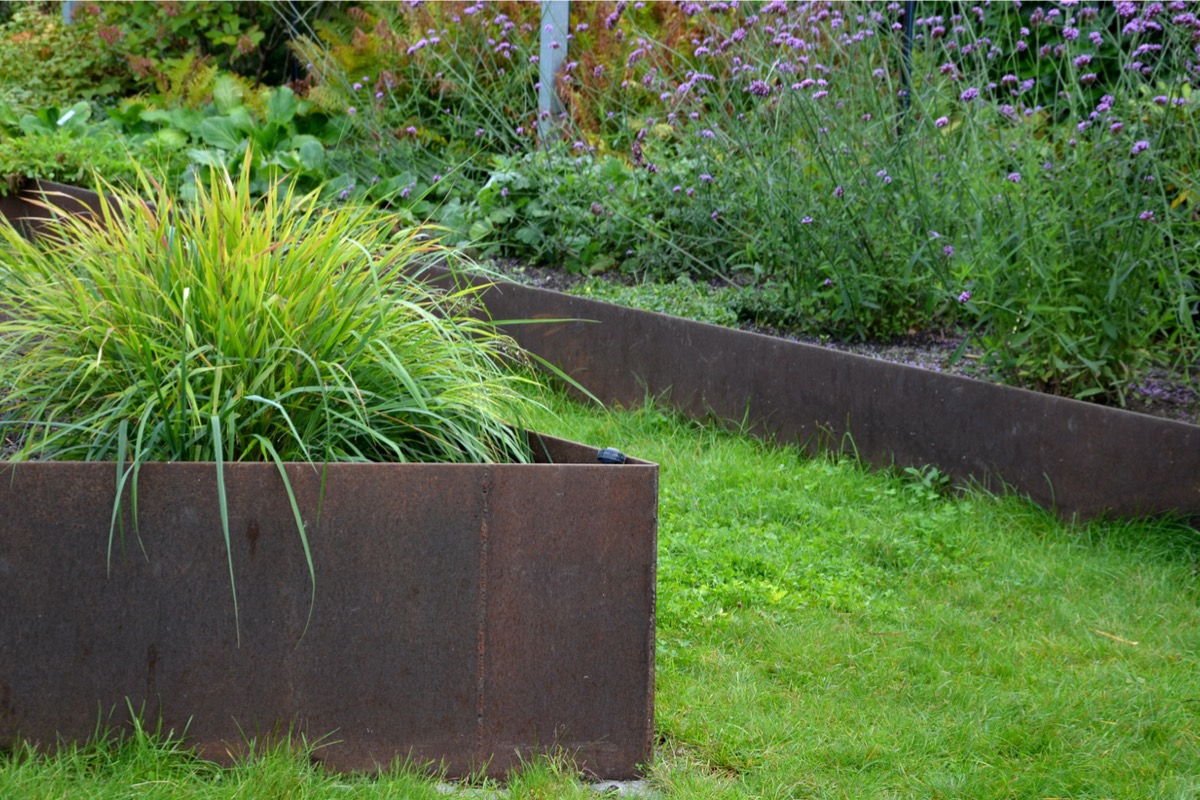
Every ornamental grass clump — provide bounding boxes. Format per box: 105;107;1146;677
0;169;539;468
0;166;544;638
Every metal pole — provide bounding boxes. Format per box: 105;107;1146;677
538;0;569;143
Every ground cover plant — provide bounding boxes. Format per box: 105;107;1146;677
2;392;1198;798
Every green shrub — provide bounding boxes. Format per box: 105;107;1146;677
0;2;133;109
95;1;310;92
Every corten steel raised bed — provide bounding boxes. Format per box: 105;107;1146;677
462;274;1199;523
0;434;658;778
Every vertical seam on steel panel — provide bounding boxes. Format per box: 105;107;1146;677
475;468;492;765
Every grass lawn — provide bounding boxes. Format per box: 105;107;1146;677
2;390;1197;799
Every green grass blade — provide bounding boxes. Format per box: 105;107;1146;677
211;413;239;647
252;433;317;643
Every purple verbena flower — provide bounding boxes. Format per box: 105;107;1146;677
1131;140;1150;155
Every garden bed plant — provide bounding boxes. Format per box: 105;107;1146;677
287;0;1199;414
0;156;545;642
0;159;658;777
2;2;1196;419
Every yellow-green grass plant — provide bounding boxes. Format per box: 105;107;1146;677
0;160;545;639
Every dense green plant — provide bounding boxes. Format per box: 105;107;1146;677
172;83;342;198
0;101;130;193
567;275;738;328
0;164;540;465
0;157;544;636
0;2;134;109
437;0;1197;403
95;1;314;90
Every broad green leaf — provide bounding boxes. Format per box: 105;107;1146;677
213;74;245;115
227;107;256;134
266;86;298;126
295;137;325;172
187;148;227;168
0;98;19;129
152;128;189;150
515;226;543;246
196;117;243;150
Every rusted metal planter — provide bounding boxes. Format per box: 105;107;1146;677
467;276;1199;523
0;179;109;239
0;435;657;777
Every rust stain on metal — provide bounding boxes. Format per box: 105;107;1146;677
246;520;260;559
146;644;158;699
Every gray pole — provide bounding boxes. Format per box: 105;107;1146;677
538;1;569;142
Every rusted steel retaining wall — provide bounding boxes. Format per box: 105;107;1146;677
470;277;1199;522
0;435;658;778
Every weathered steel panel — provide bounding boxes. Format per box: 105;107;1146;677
0;180;110;239
473;277;1199;521
0;436;658;778
481;462;658;779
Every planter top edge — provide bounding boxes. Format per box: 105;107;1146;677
0;433;655;469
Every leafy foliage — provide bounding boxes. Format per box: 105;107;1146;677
0;2;133;108
95;1;311;91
